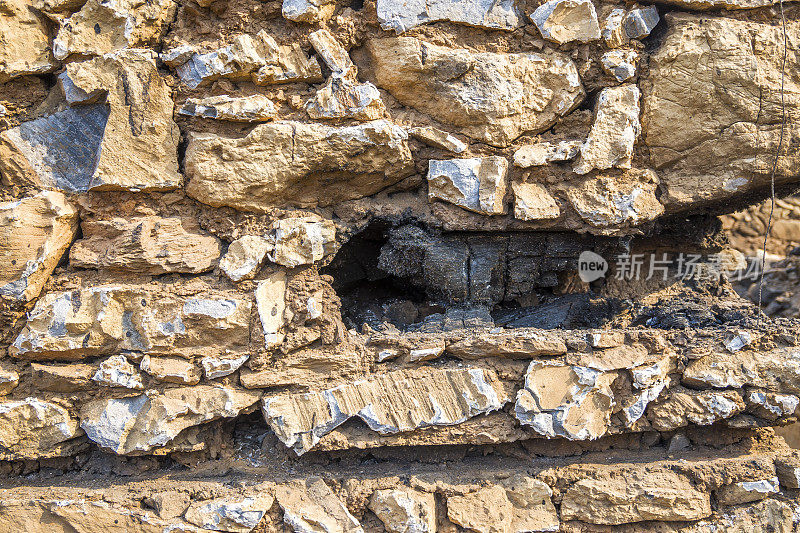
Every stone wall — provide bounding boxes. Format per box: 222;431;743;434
1;0;800;530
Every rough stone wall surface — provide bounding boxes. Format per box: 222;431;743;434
1;0;800;530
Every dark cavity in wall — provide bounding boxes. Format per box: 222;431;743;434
322;221;628;332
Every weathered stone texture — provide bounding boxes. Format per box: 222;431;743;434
80;385;261;454
0;398;83;460
427;156;509;215
561;470;712;524
530;0;600;45
10;283;252;360
70;216;222;274
0;0;54;82
643;14;800;209
185;120;414;211
2;0;800;527
376;0;522;33
0;50;181;192
574;84;641;174
368;37;583;147
52;0;177;60
262;367;508;454
179;94;278;122
0;191;78;304
167;32;323;89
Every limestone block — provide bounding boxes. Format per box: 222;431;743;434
185;120;414;211
0;0;54;82
566;343;658;371
511;182;560;221
219;235;273;282
560;470;712;524
775;455;800;489
446;478;559;533
369;488;436;533
0;51;181;192
200;354;250;380
256;271;288;350
29;362;94;392
146;490;191;520
92;354;144;390
624;6;659;39
80;385;261;454
306;77;386;121
52;0;177;59
513;140;582;168
170;32;323;89
262;367;508;454
140;355;202;385
716;477;780;506
251;37;323;86
368;37;583;147
270;216;336;267
601;8;627;48
0;191;78;304
446;486;513;533
648;389;745;431
70;216;222;274
184;493;275;533
175;34;266;89
642;15;800;210
682;348;800;392
179;95;277;122
566;170;663;232
427;157;508;215
530;0;600;44
276;478;364;533
409;126;467;153
308;29;354;77
514;361;616;440
747;390;799;420
283;0;335;23
574;84;641;174
30;499;188;532
0;398;82;460
376;0;522;33
601;49;639;82
10;284;252;361
500;475;560;532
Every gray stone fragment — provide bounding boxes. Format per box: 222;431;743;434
0;104;109;192
427;156;509;215
716;477;780;506
160;44;195;67
601;50;639;82
668;433;690;452
377;0;522;33
624;6;659;39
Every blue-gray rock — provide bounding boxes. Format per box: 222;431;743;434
0;104;109;192
1;50;181;192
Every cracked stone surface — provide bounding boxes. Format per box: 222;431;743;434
185;120;414;211
642;14;800;210
368;37;583;147
262;367;508;454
